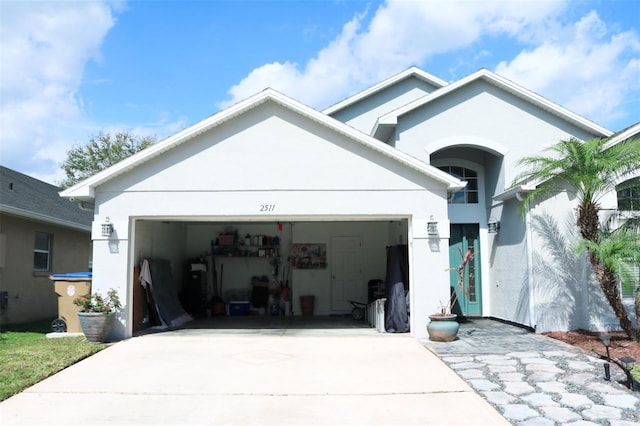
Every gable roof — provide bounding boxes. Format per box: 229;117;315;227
61;88;466;200
322;66;448;116
0;166;92;231
372;68;613;140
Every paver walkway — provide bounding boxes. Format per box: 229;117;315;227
422;319;640;425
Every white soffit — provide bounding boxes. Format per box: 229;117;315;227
61;88;465;200
322;66;448;116
373;69;613;138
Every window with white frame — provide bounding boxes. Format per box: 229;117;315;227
616;181;639;299
437;166;479;204
621;262;639;300
617;183;640;211
34;232;52;271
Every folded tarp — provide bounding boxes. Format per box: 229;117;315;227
140;258;192;328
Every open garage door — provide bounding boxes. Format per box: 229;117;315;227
131;218;408;333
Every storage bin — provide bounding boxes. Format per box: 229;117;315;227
228;301;251;316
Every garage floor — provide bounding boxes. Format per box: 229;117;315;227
162;315;380;336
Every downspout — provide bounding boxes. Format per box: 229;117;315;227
518;191;536;330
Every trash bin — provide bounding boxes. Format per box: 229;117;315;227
300;295;315;316
49;272;92;333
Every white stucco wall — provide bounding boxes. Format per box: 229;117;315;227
525;190;630;333
88;100;452;339
329;77;440;135
396;80;601;189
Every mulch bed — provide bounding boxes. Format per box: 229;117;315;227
543;330;640;361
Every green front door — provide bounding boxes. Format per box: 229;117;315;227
449;224;482;316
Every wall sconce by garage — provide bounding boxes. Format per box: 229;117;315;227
488;221;500;234
101;217;113;237
427;215;438;236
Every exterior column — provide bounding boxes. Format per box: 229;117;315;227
409;215;451;339
91;216;130;341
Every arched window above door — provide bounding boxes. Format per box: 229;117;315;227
438;166;478;204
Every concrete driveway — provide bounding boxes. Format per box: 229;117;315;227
1;324;507;425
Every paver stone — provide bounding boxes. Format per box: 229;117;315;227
558;392;593;408
503;381;535;395
540;406;581;422
482;391;516;405
501;404;539;420
603;393;639;410
581;404;622;421
521;392;558;407
536;381;566;393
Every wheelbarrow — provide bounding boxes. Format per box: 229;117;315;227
349;300;367;321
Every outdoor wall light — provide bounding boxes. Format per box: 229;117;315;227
488;221;500;234
101;217;113;237
427;215;438;235
620;356;636;370
599;334;612;381
619;356;636;389
599;334;611;355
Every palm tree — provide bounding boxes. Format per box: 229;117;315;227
513;136;640;341
581;224;640;339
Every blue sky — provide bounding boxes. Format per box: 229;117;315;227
1;0;639;184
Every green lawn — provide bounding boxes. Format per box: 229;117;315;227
0;321;105;401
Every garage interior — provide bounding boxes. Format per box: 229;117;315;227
131;219;409;334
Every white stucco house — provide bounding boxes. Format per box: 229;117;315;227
60;66;639;340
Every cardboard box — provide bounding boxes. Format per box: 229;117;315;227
228;301;251;316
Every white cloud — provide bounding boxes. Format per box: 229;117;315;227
220;0;638;131
0;1;116;183
496;11;640;127
219;0;569;110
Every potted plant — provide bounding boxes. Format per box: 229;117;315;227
427;248;475;342
73;288;121;343
427;300;459;342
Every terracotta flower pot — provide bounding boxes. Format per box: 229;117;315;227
427;314;459;342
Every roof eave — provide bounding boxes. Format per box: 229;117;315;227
62;88;464;199
323;66;447;116
377;69;613;138
603;122;640;150
493;184;536;202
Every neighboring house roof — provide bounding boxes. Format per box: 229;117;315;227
322;66;448;116
61;88;466;200
372;68;613;141
0;166;92;231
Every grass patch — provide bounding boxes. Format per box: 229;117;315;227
0;320;105;401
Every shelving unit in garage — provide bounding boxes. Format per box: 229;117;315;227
210;231;286;316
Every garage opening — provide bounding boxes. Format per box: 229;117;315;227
131;219;408;334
